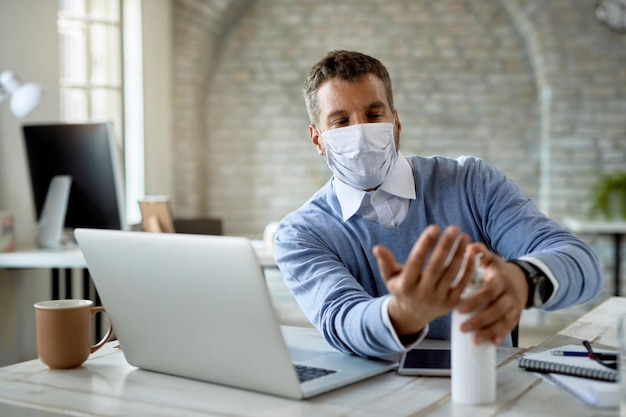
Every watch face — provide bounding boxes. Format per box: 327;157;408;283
595;0;626;33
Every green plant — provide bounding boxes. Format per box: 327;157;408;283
589;171;626;220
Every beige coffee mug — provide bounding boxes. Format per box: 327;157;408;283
34;299;114;369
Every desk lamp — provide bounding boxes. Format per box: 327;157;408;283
0;70;43;118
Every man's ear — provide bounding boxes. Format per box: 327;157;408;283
310;125;324;156
393;109;402;149
393;109;402;135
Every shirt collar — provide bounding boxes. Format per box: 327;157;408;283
333;152;416;221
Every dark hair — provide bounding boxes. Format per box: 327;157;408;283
303;50;394;126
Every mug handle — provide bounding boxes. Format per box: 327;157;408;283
90;306;114;353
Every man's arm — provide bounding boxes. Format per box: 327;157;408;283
274;217;408;357
451;158;603;343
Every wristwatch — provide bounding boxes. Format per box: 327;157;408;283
510;260;552;309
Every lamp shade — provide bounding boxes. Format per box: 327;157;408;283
0;70;43;118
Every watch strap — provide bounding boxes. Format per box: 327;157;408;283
510;259;550;309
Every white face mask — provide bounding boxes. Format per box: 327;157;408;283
320;122;397;190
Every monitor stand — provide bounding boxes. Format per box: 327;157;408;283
38;175;72;249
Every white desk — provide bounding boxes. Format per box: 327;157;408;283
0;239;276;298
0;247;93;301
563;217;626;296
0;240;276;270
0;298;623;417
0;247;86;269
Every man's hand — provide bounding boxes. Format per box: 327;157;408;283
456;242;528;345
373;225;476;337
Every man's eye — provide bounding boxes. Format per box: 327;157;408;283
368;113;384;120
331;119;349;127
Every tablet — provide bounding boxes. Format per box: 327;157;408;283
397;347;451;376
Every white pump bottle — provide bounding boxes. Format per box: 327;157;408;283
451;254;496;404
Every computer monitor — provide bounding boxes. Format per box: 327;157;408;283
22;122;127;248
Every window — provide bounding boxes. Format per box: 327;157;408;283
57;0;145;225
58;0;123;143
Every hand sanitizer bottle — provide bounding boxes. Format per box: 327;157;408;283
451;254;496;404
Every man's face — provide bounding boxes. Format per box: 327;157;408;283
310;73;401;157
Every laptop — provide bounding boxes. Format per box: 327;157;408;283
74;229;396;399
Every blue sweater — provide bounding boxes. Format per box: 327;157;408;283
274;155;602;357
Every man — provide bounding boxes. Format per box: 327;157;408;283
273;50;602;358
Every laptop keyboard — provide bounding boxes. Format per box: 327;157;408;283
294;364;337;383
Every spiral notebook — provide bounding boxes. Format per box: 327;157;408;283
518;344;618;408
518;344;617;382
